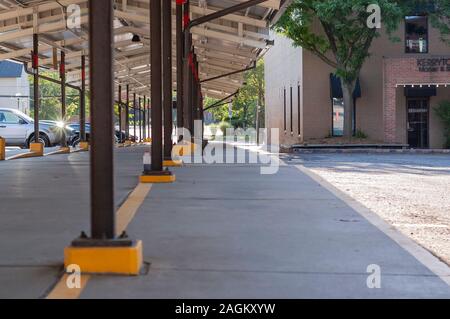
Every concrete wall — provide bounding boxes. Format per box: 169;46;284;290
264;30;302;145
0;70;30;114
301;50;334;141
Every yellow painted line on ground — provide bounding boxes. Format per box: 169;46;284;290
45;183;153;299
46;274;91;300
116;183;152;235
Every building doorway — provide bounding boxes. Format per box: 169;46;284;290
407;97;429;148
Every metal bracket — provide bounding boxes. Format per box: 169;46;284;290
71;231;134;247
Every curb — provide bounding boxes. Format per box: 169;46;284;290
292;148;450;154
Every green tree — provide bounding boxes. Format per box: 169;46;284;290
205;96;228;122
434;100;450;148
232;59;265;129
425;0;450;45
29;71;88;122
273;0;450;138
206;60;265;129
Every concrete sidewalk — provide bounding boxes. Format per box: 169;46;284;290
83;149;450;298
0;146;449;298
0;148;143;298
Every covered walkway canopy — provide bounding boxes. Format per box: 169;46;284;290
0;0;289;275
0;0;284;99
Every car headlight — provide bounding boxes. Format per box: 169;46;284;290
56;121;65;128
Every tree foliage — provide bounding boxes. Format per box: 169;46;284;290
274;0;403;82
434;100;450;148
425;0;450;45
233;59;265;129
29;71;88;121
204;96;228;123
206;60;265;129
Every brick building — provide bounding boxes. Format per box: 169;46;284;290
265;14;450;149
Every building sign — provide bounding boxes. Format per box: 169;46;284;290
417;58;450;72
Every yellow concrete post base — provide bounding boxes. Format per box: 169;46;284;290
172;142;198;156
30;142;44;155
124;140;132;147
0;137;5;161
163;159;183;167
79;142;89;151
64;240;143;275
140;173;176;184
6;142;44;160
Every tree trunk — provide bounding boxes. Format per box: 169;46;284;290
256;87;264;145
258;86;265;126
243;105;248;129
255;104;260;145
341;79;356;139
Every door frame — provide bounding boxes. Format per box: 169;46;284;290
406;96;430;149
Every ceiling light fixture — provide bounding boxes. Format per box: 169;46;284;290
132;34;141;43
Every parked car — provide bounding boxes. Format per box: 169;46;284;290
0;108;75;148
68;123;126;147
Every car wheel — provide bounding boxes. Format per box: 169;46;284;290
72;136;81;148
27;134;51;148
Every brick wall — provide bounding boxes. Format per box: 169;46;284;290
383;56;450;143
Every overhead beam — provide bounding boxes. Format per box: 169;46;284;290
201;62;255;83
188;0;268;29
89;0;115;240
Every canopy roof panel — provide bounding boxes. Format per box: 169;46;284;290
0;0;286;100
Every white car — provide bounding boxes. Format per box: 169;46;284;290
0;108;73;148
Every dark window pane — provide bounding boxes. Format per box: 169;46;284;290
332;98;344;137
405;16;428;53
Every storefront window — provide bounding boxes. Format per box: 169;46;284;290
332;98;357;137
332;98;344;136
405;16;428;53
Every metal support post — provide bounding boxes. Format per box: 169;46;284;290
80;55;86;142
88;0;115;240
163;0;173;159
32;34;40;144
